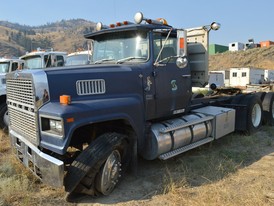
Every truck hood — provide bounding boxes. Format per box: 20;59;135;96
43;64;144;103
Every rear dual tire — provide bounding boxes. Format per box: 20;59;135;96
240;95;263;135
261;92;274;126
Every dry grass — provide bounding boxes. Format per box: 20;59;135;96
148;128;274;206
1;127;274;205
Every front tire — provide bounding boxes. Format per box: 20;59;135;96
65;132;131;199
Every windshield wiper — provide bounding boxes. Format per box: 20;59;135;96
116;56;146;64
154;55;177;66
94;58;115;64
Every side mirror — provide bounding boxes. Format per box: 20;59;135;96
176;56;188;68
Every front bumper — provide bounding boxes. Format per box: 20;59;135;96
10;130;64;187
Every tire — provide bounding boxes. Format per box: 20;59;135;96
65;132;131;198
231;94;244;104
261;92;274;126
254;92;266;101
240;95;263;135
0;103;9;132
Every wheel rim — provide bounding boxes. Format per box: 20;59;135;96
96;150;122;195
3;110;9;127
252;103;262;127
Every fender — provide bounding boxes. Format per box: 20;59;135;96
38;95;145;154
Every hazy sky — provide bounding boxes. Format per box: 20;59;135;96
0;0;273;46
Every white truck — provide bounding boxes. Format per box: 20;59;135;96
0;58;24;131
65;50;92;66
0;49;67;130
20;48;67;69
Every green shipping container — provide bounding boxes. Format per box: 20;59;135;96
209;44;228;55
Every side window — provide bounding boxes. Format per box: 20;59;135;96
153;32;177;63
11;62;18;71
44;55;51;68
56;56;64;66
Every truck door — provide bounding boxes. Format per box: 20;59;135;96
152;32;192;119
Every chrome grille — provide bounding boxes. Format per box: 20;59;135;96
6;78;38;145
76;79;106;95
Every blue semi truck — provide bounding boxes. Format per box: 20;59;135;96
5;12;274;199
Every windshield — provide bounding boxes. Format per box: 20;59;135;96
66;54;91;66
92;30;149;64
22;55;43;69
0;62;10;73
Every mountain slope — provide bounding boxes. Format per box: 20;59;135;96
0;19;96;57
1;18;274;71
209;46;274;71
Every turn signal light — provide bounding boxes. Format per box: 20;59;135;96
60;95;71;105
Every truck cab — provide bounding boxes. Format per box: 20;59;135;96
0;58;24;130
20;48;67;69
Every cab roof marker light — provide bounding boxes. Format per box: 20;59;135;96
116;21;133;27
123;21;133;25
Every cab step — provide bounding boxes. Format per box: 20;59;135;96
159;137;214;160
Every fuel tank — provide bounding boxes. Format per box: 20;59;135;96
143;113;213;160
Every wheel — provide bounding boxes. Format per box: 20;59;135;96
254;92;266;101
95;149;122;195
240;95;263;134
261;92;274;126
231;94;244;104
0;103;9;132
65;132;131;199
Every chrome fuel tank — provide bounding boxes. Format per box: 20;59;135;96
144;113;212;160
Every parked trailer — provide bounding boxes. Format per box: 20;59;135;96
5;12;274;201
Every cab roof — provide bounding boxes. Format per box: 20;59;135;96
84;23;175;39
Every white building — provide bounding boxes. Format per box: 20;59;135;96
264;70;274;82
229;68;264;87
209;70;231;87
229;42;245;52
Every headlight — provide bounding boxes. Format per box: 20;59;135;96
49;119;63;133
41;116;64;137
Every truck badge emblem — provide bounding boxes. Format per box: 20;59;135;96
14;71;19;79
145;76;152;91
171;80;177;91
